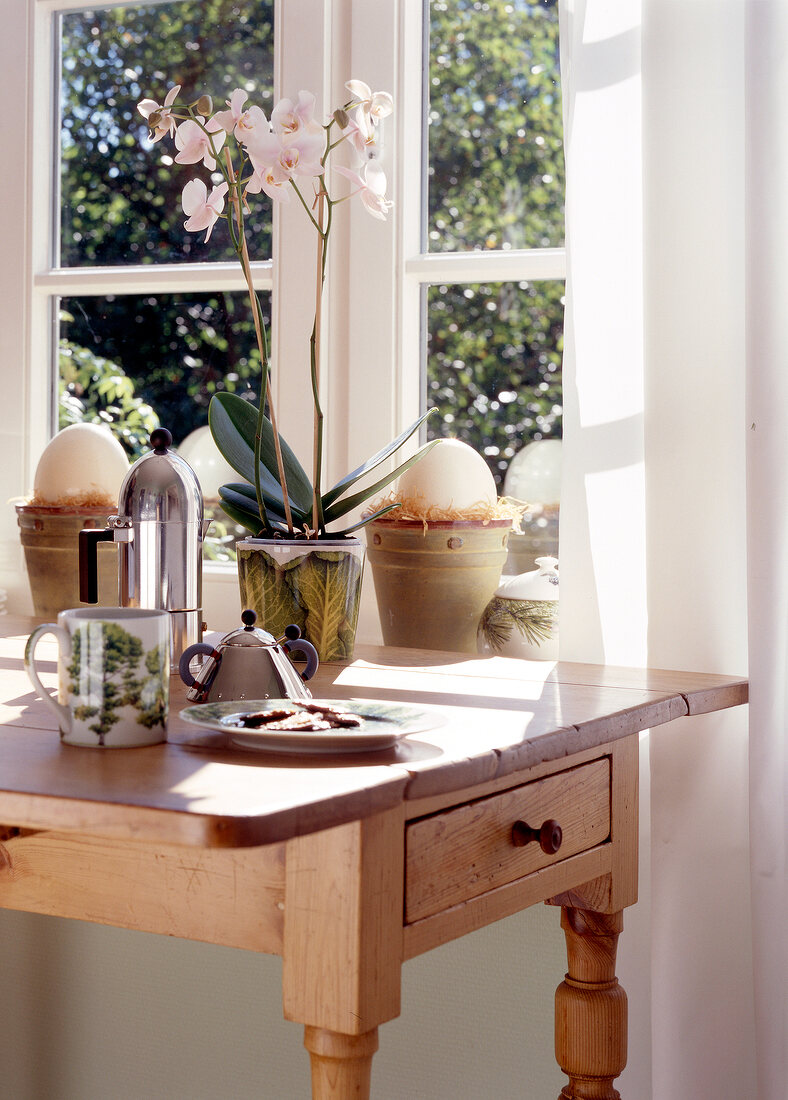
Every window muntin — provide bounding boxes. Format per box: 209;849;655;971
59;1;275;268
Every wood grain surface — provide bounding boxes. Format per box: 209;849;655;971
0;615;747;847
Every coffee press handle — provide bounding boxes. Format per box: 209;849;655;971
78;528;115;604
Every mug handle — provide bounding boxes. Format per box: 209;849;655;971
24;624;71;733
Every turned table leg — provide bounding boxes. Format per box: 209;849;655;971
282;810;403;1100
304;1026;379;1099
555;907;627;1100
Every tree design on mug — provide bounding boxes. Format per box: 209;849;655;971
68;622;167;745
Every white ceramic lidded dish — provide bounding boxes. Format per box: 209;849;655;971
478;556;559;660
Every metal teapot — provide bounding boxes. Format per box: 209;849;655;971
178;610;319;704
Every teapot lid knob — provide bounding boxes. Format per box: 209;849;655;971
241;609;257;630
150;428;173;454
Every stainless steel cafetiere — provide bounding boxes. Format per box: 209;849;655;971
79;428;210;667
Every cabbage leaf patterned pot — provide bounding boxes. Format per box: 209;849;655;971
478;556;559;660
366;518;510;654
236;537;365;662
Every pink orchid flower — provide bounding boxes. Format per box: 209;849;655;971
342;80;393;158
246;163;291;204
249;129;325;180
181;178;229;242
345;79;394;123
271;91;323;140
174;117;226;169
335;161;393;220
137;84;181;142
341;115;377;159
214;88;269;145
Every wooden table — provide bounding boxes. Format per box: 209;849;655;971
0;615;747;1099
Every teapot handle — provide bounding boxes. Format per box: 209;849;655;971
178;642;219;687
283;638;319;682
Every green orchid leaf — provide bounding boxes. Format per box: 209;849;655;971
223;480;258;500
222;481;308;527
209;393;313;513
216;496;266;536
218;486;290;534
322;440;441;524
330;502;402;537
322;409;437;509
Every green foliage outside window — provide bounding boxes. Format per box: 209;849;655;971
427;0;564;486
59;332;160;459
59;1;274;441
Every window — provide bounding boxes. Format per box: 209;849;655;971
53;2;274;437
4;0;563;622
52;1;275;558
421;0;564;493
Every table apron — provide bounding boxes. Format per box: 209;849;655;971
0;830;285;953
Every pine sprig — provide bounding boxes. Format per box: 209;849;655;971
478;597;556;652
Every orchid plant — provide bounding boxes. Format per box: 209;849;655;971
138;80;434;539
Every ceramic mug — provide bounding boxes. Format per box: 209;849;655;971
25;607;170;747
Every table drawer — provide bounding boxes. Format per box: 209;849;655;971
405;758;611;923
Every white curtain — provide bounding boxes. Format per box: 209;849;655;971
560;0;771;1096
746;4;788;1097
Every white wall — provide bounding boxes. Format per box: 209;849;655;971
0;905;565;1099
642;2;755;1097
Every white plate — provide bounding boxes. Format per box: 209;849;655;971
179;698;440;755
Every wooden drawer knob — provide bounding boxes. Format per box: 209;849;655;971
511;818;563;854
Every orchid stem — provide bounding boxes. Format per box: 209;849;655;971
224;149;294;537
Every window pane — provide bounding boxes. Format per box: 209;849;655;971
427;0;564;252
426;280;563;489
59;0;274;267
59;292;268;454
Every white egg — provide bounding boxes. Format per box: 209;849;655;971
503;439;562;504
177;426;236;501
33;424;129;506
397;438;497;513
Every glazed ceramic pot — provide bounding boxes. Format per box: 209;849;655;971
16;503;119;616
366;518;510;654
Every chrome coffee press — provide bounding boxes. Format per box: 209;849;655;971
79;428;210;668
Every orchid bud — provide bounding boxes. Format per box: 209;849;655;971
195;95;213;116
333;108;350;129
147;109;162;130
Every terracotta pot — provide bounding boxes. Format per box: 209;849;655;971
16;504;119;617
365;518;510;653
236;537;365;663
